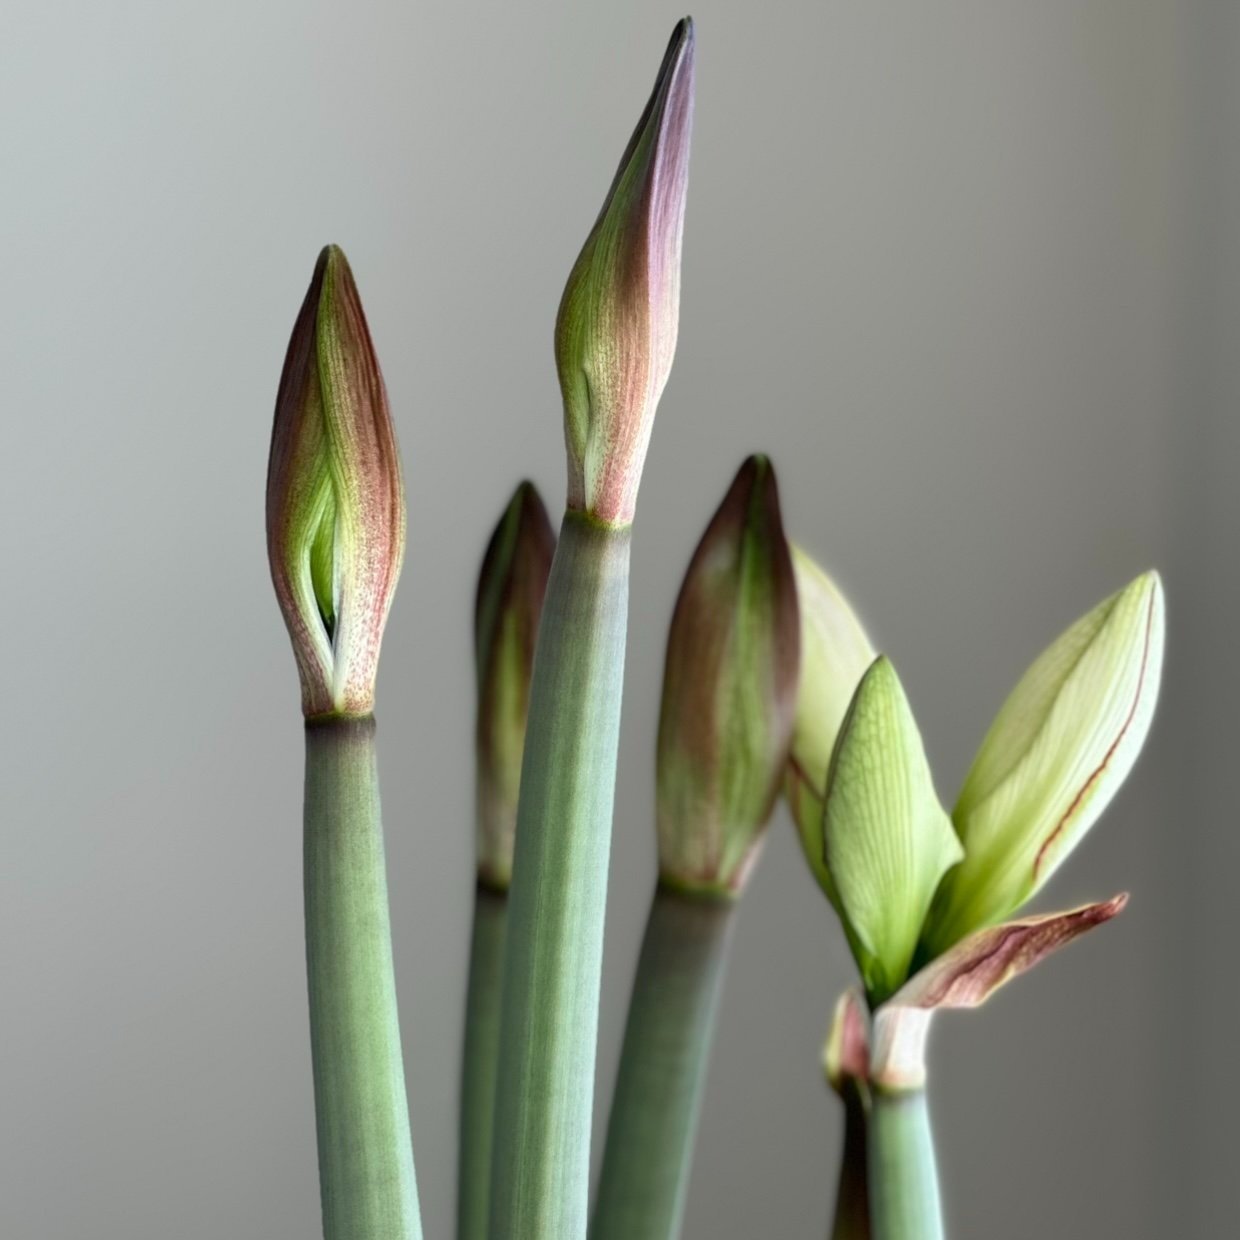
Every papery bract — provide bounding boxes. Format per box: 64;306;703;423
870;895;1127;1091
902;895;1127;1011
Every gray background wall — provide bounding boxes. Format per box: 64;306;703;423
2;2;1235;1237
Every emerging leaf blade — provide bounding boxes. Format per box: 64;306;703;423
824;658;963;1004
925;572;1163;952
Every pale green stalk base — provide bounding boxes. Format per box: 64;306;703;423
830;1086;871;1240
489;513;632;1240
304;718;422;1240
457;886;508;1240
590;886;735;1240
867;1087;942;1240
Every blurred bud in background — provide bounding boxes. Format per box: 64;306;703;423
784;548;875;892
473;482;555;890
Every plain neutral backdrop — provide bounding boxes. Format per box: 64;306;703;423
3;2;1236;1237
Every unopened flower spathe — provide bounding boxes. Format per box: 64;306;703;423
474;481;556;890
266;245;406;719
555;17;695;526
656;456;799;895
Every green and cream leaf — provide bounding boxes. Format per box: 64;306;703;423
924;572;1163;953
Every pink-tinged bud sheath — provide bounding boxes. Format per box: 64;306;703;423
656;455;800;895
266;246;406;719
474;482;556;890
555;17;695;526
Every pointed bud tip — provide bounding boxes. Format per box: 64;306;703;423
712;454;781;541
475;480;556;637
313;243;352;290
735;452;773;490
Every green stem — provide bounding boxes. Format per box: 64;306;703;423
590;885;735;1240
489;512;631;1240
829;1085;871;1240
867;1086;943;1240
457;886;508;1240
304;717;422;1240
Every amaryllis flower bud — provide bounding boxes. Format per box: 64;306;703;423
474;481;556;890
266;245;406;719
783;548;875;892
656;456;799;895
923;571;1164;954
555;17;695;526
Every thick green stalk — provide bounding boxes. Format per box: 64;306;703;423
489;512;631;1240
458;887;508;1240
304;717;422;1240
590;886;735;1240
830;1086;871;1240
867;1086;943;1240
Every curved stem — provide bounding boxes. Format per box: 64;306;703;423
304;717;422;1240
590;886;735;1240
867;1086;943;1240
489;513;632;1240
457;887;508;1240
